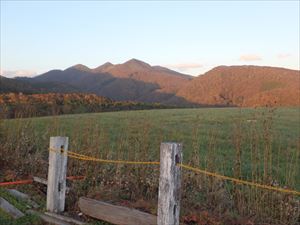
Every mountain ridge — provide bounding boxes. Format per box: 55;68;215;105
177;65;300;106
1;60;299;107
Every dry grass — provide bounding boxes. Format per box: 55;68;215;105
0;107;299;225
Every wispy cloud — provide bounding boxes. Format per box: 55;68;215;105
239;54;262;61
164;63;203;71
277;53;292;59
0;69;37;78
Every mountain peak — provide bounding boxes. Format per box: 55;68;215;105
67;64;91;72
102;62;114;67
94;62;114;72
123;59;151;70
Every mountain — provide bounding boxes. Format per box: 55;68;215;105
68;64;92;72
30;59;193;104
0;75;35;93
1;61;299;107
177;65;300;107
0;75;78;94
94;62;114;73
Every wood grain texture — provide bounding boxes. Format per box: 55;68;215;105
46;136;68;213
78;197;157;225
157;142;182;225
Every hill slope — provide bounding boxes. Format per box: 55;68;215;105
2;62;299;107
31;59;193;104
177;66;300;106
0;75;79;94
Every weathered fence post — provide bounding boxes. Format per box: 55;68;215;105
47;136;69;213
158;142;182;225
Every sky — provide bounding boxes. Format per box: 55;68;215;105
0;1;299;77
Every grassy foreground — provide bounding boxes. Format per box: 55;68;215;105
0;107;299;224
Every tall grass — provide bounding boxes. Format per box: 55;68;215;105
0;107;299;224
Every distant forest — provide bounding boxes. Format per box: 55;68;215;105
0;93;172;118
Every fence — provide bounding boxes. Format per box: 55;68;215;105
44;136;300;225
1;136;299;224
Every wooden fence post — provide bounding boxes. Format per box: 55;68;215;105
158;142;182;225
47;136;69;213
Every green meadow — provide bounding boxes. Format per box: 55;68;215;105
2;107;299;186
1;107;299;224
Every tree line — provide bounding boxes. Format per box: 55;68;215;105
0;93;172;119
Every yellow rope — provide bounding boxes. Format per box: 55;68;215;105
49;148;300;196
49;148;160;165
179;164;300;196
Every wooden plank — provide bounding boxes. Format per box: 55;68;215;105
47;136;69;213
0;197;25;219
33;176;48;185
27;210;71;225
33;176;71;193
7;189;39;209
157;142;182;225
78;197;156;225
44;212;86;225
7;189;30;199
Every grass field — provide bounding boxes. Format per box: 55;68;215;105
1;107;299;224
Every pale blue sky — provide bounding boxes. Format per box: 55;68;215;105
1;1;299;77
